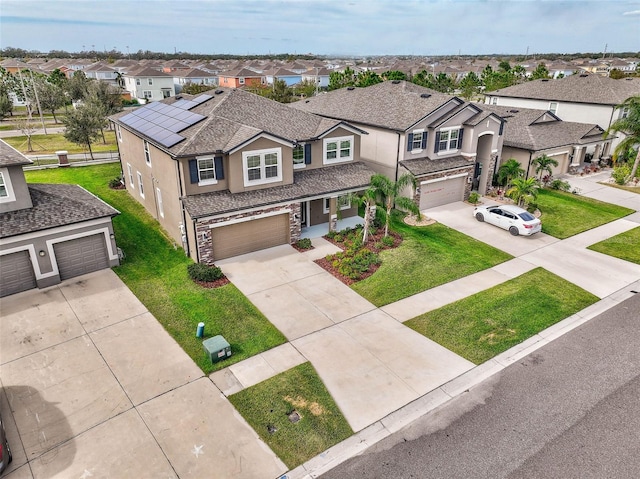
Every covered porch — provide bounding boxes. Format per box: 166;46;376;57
299;216;364;239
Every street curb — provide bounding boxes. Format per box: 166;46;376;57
278;281;640;479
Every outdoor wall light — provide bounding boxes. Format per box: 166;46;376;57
110;233;115;239
38;250;46;257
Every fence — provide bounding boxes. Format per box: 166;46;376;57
24;151;120;169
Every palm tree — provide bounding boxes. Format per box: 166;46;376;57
370;173;421;237
605;95;640;183
532;154;559;182
497;158;525;189
507;177;539;208
348;186;378;243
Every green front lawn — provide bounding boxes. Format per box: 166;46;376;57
4;132;117;155
599;182;640;194
588;226;640;265
537;189;634;239
351;215;513;307
24;164;286;373
405;267;599;364
229;362;353;469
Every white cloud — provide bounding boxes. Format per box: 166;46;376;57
622;9;640;15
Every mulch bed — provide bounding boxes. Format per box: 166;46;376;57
192;276;230;289
292;243;315;253
314;229;402;286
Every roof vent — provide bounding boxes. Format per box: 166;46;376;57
391;80;401;84
305;100;310;103
175;95;183;100
347;86;355;90
420;93;431;98
214;89;224;94
508;109;519;113
579;74;588;77
625;77;633;81
541;79;549;82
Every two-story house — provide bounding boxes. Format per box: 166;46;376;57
0;141;120;297
110;88;375;263
292;80;506;210
484;73;640;154
174;68;218;93
123;66;176;103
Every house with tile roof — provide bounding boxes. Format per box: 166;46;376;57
123;66;176;103
0;141;120;297
110;88;375;263
484;73;640;151
292;80;506;209
480;104;613;176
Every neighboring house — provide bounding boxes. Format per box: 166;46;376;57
301;67;331;89
292;80;506;209
480;104;613;176
110;88;374;263
174;68;218;93
264;68;302;87
123;66;176;102
484;73;640;151
0;141;120;297
218;68;265;88
84;61;119;83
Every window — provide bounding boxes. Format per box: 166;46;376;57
156;187;164;217
323;195;351;214
127;163;134;187
242;148;282;186
437;128;461;152
491;97;498;105
410;131;425;151
549;102;558;114
0;171;8;198
323;135;354;164
143;140;151;166
136;78;141;85
162;89;171;98
116;124;122;142
621;107;629;119
148;78;153;85
137;171;144;198
293;144;305;167
197;157;217;184
239;77;245;85
143;91;152;99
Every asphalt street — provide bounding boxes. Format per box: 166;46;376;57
320;291;640;479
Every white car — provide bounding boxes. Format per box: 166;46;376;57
473;204;541;236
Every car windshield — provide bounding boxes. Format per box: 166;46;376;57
518;211;536;221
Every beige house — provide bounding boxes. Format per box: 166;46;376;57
111;88;375;263
291;80;506;209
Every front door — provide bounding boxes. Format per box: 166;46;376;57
300;201;308;227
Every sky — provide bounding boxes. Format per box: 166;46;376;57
1;0;639;57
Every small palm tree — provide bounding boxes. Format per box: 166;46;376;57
497;158;525;189
605;95;640;183
507;177;539;207
347;186;378;243
370;173;421;237
532;154;559;181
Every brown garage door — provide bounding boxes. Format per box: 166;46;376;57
211;214;290;260
54;234;109;280
0;250;37;297
420;176;466;210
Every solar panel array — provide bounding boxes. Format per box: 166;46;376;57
118;94;212;148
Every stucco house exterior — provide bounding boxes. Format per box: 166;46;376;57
484;73;640;153
218;68;265;89
174;68;218;93
292;80;506;210
480;105;613;176
110;88;375;263
0;141;120;297
123;66;176;103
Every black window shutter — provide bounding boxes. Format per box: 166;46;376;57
304;143;312;164
407;133;414;151
458;128;464;148
421;132;427;149
214;156;224;180
499;121;504;136
189;159;199;183
434;131;441;153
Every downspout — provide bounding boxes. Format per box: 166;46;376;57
525;151;533;179
395;132;401;182
175;159;191;258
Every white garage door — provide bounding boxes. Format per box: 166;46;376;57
420;176;466;210
54;234;110;280
0;250;37;297
211;214;290;260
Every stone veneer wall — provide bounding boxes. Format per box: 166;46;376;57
195;202;301;265
412;165;475;206
485;154;498;193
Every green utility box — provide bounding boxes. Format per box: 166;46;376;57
203;335;231;363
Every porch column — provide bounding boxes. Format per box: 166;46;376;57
328;197;338;233
571;146;582;166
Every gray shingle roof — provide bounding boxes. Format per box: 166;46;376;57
480;104;609;151
0;184;119;238
490;74;640;106
400;155;472;176
290;80;458;131
1;140;33;167
182;162;375;219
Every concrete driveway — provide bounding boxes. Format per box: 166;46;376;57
0;269;286;479
218;241;475;432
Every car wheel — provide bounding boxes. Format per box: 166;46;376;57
475;213;484;222
509;226;519;236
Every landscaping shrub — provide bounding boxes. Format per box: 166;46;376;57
612;164;631;185
295;238;313;250
381;235;395;247
549;179;571;191
467;192;480;204
187;262;224;282
108;176;123;188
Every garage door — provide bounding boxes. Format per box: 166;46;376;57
211;214;290;260
0;250;37;297
420;176;466;210
54;234;109;280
